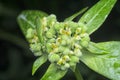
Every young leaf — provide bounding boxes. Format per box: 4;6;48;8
87;42;110;54
17;10;48;36
41;64;67;80
80;41;120;80
36;17;44;43
64;7;88;21
79;0;117;34
32;54;47;75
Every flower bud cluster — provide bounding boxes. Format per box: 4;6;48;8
27;14;90;70
26;28;42;56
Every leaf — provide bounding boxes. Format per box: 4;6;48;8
36;17;44;43
41;64;67;80
80;41;120;80
87;42;110;54
32;54;47;75
17;10;48;36
64;7;88;22
17;10;48;56
79;0;117;34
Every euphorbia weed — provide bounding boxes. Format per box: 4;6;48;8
17;0;119;80
37;15;90;70
27;14;90;70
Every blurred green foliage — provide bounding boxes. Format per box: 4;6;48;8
0;0;120;80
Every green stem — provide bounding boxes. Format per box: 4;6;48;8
74;65;83;80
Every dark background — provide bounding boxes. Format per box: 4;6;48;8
0;0;120;80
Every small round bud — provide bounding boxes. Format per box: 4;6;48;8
78;22;87;32
75;35;81;40
46;31;53;38
47;14;57;27
33;51;42;56
69;51;74;55
53;47;59;53
70;56;79;63
80;34;90;47
42;17;47;27
58;46;65;52
56;37;62;44
47;38;56;43
61;35;69;40
74;44;81;49
57;58;65;65
48;54;60;63
61;63;70;70
54;22;61;30
63;48;70;54
80;41;89;47
69;61;76;67
26;28;34;39
46;29;55;38
30;43;41;52
61;40;66;45
46;43;52;52
74;48;82;57
62;55;70;61
64;63;70;68
75;28;82;34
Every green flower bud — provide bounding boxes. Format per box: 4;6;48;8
42;17;47;27
46;43;52;52
46;28;55;38
78;22;87;33
62;55;70;61
69;51;74;55
47;38;56;43
68;21;79;32
69;61;76;67
75;28;82;34
30;43;41;52
74;43;81;49
74;48;82;57
61;63;70;70
54;22;61;30
47;14;56;27
61;40;66;45
58;46;65;52
26;28;34;39
64;63;70;68
33;51;42;56
63;48;70;54
56;37;62;45
48;54;60;63
80;34;90;47
70;56;79;63
61;35;69;40
80;41;89;47
57;58;65;65
53;47;59;53
46;31;53;39
58;35;69;46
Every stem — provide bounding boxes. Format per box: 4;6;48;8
74;65;83;80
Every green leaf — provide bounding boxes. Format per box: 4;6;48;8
32;54;47;75
64;7;88;22
36;17;44;43
41;64;67;80
79;0;117;34
17;10;48;36
87;42;110;54
80;41;120;80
